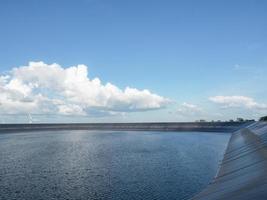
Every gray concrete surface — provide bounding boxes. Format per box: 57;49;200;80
0;122;249;133
191;122;267;200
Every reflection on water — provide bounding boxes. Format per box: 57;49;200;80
0;131;230;200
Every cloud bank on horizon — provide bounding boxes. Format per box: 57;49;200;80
209;96;267;110
0;61;171;116
0;61;266;122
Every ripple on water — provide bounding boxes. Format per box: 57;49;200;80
0;131;230;200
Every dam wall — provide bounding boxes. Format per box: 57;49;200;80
0;122;249;133
191;121;267;200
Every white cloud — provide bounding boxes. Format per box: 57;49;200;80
57;104;86;116
174;102;202;115
0;61;171;116
181;102;201;110
209;95;267;109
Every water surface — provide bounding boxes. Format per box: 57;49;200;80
0;130;230;200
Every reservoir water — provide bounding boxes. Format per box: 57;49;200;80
0;130;230;200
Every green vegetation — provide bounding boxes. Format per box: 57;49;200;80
196;118;255;123
260;116;267;121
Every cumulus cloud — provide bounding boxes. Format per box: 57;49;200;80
0;61;171;116
209;95;267;109
172;102;203;115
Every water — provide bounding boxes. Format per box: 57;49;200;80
0;130;230;200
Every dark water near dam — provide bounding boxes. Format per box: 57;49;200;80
0;130;230;200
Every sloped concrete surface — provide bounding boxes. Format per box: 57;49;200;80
191;122;267;200
0;122;249;133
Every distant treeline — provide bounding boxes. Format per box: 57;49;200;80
260;116;267;121
195;118;255;123
202;116;267;122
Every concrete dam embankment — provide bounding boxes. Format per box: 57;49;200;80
0;122;248;133
191;121;267;200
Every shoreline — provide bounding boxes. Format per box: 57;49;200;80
0;122;250;133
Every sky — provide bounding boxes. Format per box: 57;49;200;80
0;0;267;123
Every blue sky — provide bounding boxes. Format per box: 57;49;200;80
0;0;267;123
